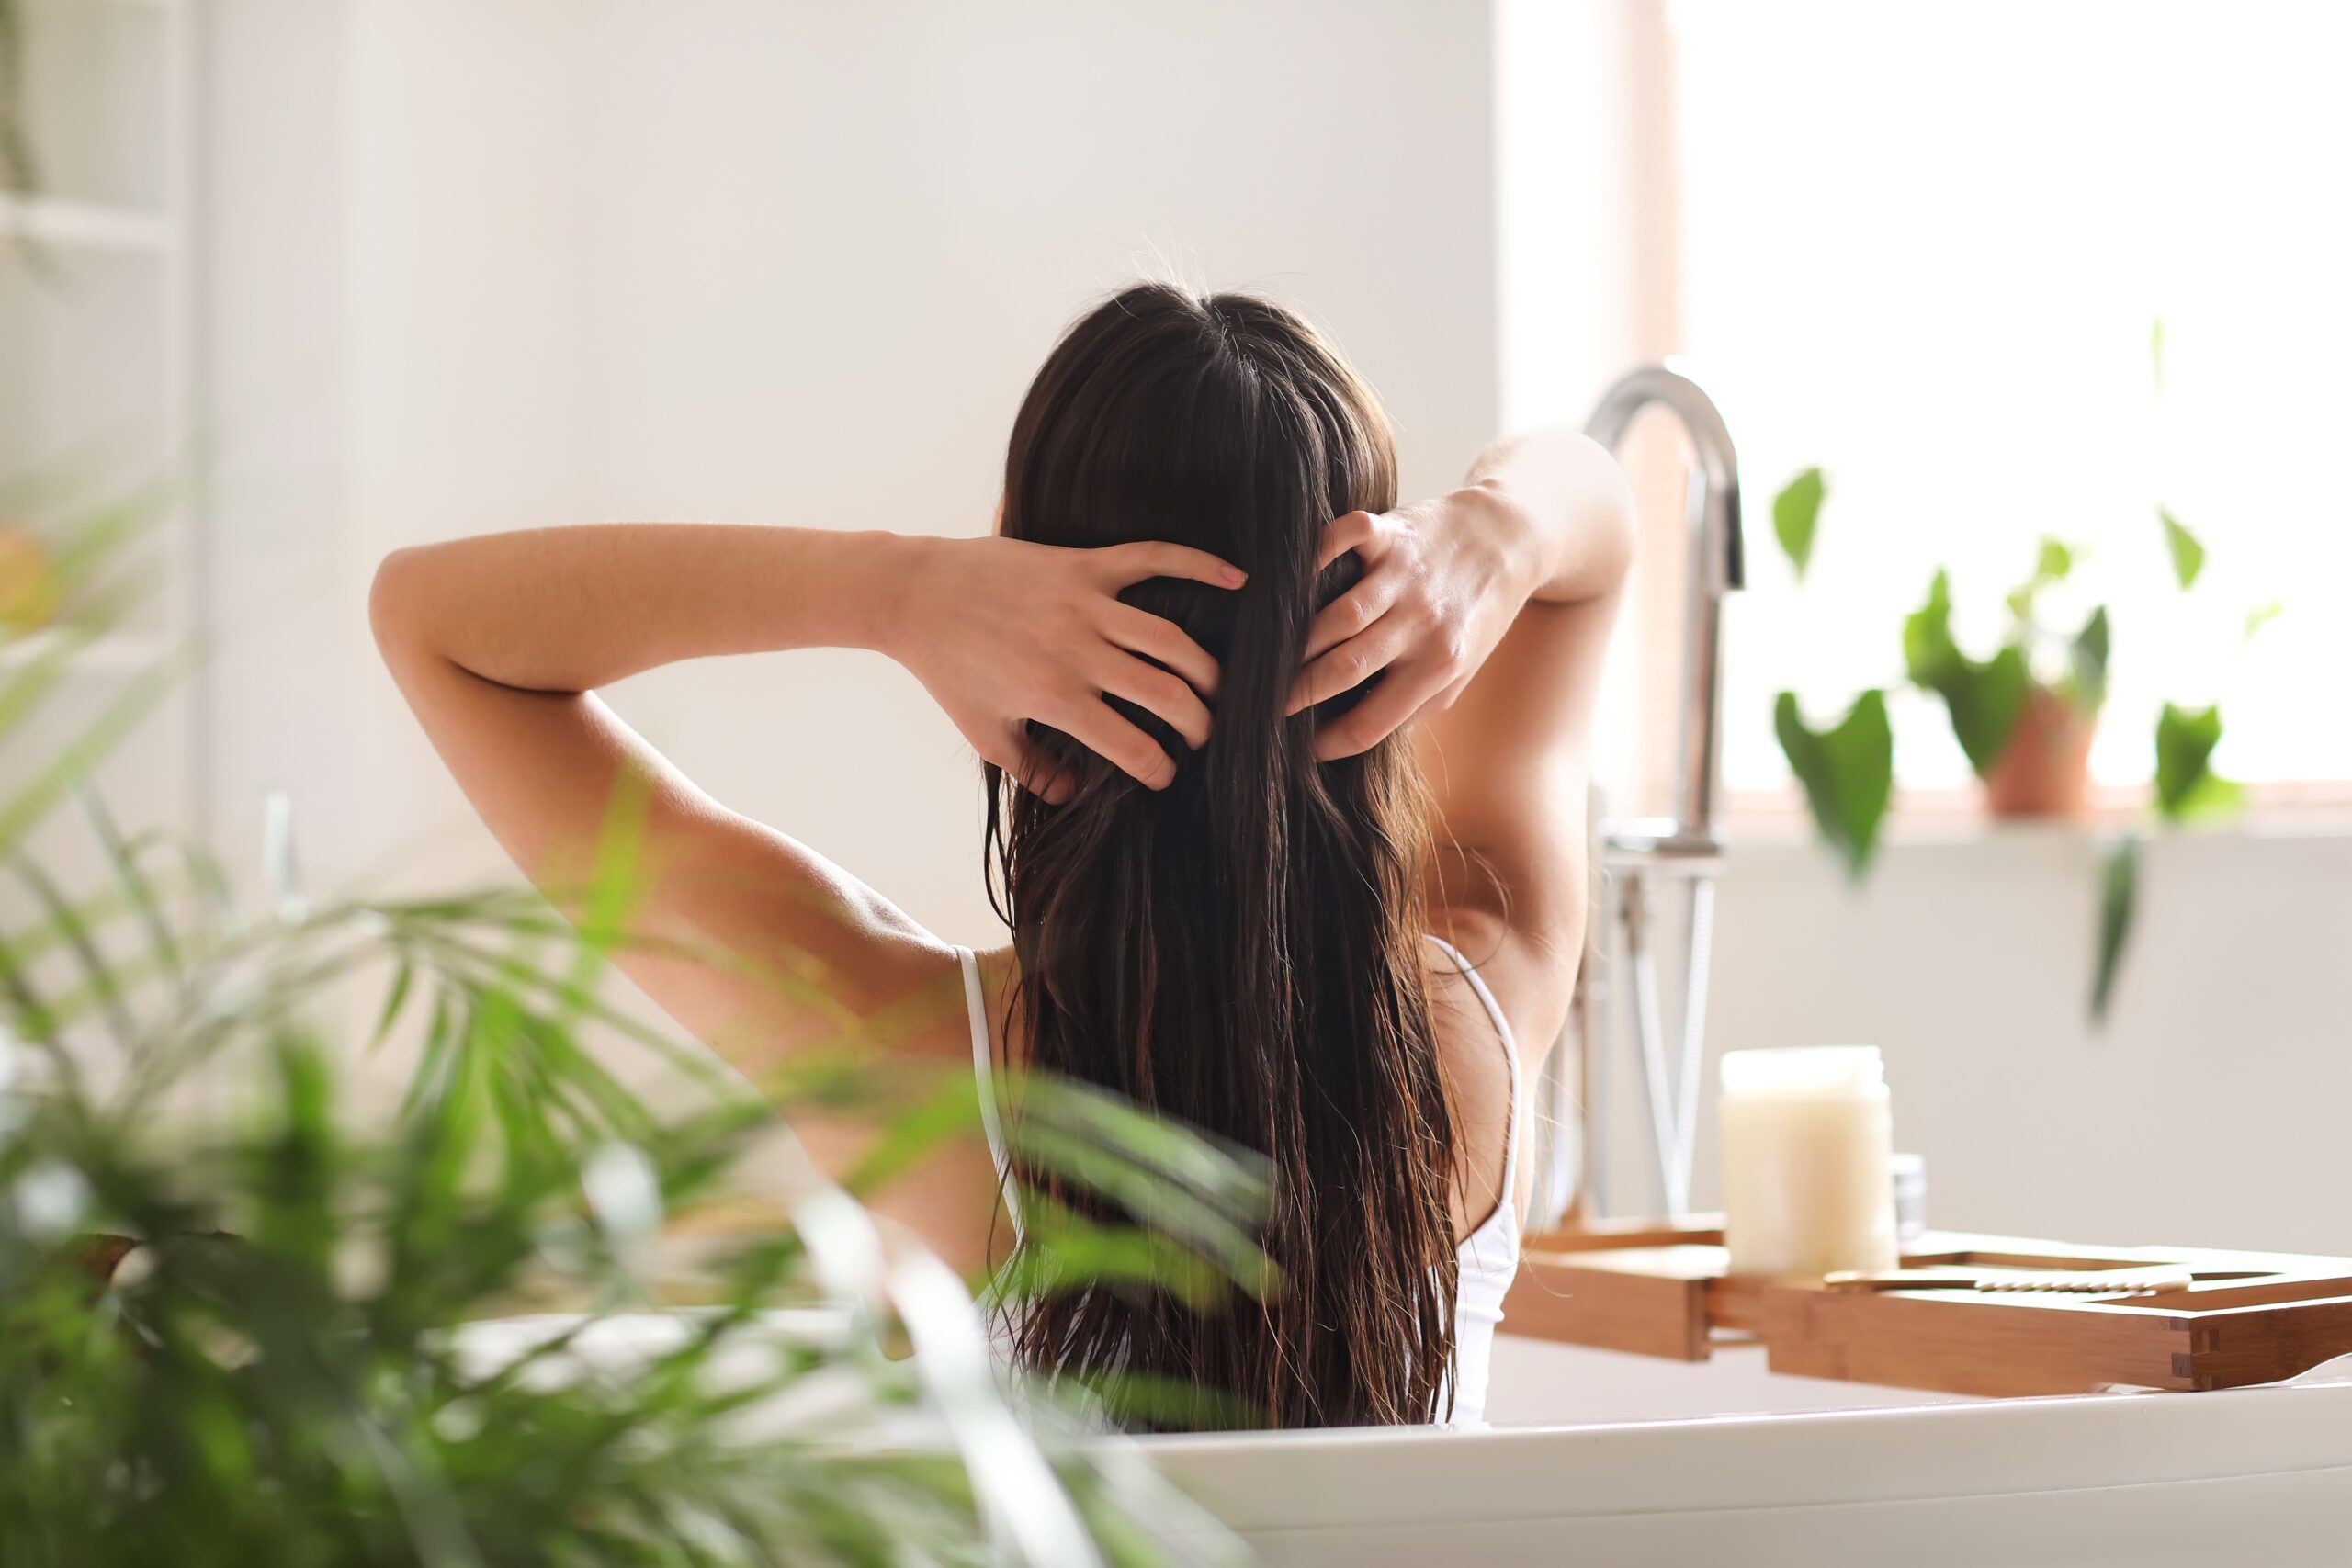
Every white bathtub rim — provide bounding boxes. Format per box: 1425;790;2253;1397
1139;1374;2352;1529
447;1311;2352;1533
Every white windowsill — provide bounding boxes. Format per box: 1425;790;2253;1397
1722;785;2352;851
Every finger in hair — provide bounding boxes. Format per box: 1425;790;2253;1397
1098;653;1213;749
1058;700;1179;791
1312;665;1431;761
999;736;1075;804
1284;620;1413;716
1102;540;1247;590
1317;510;1383;570
1301;572;1401;663
1101;602;1222;696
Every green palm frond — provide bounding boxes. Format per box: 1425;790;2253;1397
0;468;1262;1564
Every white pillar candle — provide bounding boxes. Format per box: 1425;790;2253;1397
1719;1045;1899;1277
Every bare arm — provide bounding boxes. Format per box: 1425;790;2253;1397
1422;432;1634;942
1287;427;1634;985
377;525;900;695
369;523;1239;1079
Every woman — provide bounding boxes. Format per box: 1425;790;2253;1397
371;283;1633;1428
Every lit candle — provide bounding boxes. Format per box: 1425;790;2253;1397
1719;1045;1899;1277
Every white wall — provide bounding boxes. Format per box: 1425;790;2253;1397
200;0;354;883
199;0;1501;946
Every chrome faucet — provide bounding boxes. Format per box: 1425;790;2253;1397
1537;364;1743;1228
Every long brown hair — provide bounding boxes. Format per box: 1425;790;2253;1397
983;284;1460;1427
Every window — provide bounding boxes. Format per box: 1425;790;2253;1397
1521;1;2352;799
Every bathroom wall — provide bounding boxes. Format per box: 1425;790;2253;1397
198;0;1500;920
186;5;2351;1262
1632;823;2352;1258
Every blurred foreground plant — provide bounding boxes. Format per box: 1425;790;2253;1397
0;483;1266;1565
0;0;33;201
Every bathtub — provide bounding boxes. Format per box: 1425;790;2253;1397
453;1315;2352;1564
1144;1335;2352;1565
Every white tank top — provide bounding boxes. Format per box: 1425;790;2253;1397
956;932;1525;1427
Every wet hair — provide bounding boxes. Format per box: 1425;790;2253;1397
984;283;1458;1427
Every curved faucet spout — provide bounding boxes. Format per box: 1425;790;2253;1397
1545;364;1746;1226
1583;363;1744;850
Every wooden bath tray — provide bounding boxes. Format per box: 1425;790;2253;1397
1504;1216;2352;1397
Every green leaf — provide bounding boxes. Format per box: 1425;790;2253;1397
2090;832;2140;1027
1052;1368;1267;1433
2154;702;2242;820
1929;643;2030;780
1954;645;2030;777
1902;569;1962;684
0;659;177;854
2187;774;2246;816
1904;571;2028;778
2007;536;2084;627
2244;600;2283;642
74;784;184;984
6;856;137;1054
1773;689;1894;881
2159;508;2205;590
1771;468;1827;581
2068;605;2111;711
368;959;416;1055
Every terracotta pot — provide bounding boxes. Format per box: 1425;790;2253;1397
1983;683;2097;818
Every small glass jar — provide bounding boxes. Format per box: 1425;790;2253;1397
1719;1045;1899;1277
1890;1151;1928;1244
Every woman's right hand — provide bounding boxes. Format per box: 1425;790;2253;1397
888;535;1246;801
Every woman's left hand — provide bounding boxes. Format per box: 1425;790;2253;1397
1286;486;1540;760
892;534;1245;800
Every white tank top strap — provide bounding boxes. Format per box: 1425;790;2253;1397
1423;931;1524;1427
957;945;1024;1244
1421;931;1524;1220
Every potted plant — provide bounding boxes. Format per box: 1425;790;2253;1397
1900;543;2109;819
1766;328;2268;1022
